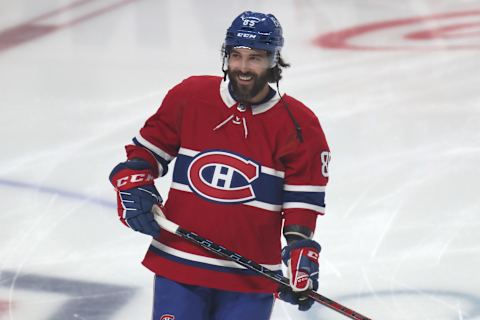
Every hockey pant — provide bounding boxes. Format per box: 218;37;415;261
152;275;275;320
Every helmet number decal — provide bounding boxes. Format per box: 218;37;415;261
243;19;257;27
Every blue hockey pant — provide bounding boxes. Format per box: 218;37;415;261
152;275;275;320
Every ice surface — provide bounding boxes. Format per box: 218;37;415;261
1;1;479;319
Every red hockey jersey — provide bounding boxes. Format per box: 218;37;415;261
124;76;330;293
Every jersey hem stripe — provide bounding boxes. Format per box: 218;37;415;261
150;239;282;271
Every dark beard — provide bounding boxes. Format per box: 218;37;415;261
227;70;269;105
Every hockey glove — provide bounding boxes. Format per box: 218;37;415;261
278;239;321;311
109;159;162;237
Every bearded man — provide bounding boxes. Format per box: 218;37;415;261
109;11;330;320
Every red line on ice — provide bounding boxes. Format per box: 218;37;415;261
0;0;139;53
314;10;480;50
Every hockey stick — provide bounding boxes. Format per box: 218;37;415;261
152;205;372;320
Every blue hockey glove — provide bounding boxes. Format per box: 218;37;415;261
109;159;162;237
278;239;321;311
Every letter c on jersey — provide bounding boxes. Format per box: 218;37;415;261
187;151;259;203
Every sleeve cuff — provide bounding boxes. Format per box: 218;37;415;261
125;144;160;178
283;208;319;235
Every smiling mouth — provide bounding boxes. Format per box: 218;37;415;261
238;74;253;82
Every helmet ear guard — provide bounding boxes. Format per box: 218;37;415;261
269;50;280;68
221;44;228;80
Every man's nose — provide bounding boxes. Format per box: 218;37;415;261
238;58;250;73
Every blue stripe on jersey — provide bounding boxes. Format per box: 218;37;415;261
173;153;283;206
148;245;282;276
132;137;170;175
172;154;193;185
283;190;326;208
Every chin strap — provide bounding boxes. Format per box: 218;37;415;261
222;50;228;81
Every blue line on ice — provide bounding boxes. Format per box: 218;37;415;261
0;178;115;208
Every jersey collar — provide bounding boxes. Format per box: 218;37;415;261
219;78;281;115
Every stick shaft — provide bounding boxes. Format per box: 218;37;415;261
152;207;372;320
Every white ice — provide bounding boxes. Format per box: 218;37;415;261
1;0;479;319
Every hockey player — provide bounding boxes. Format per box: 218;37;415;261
109;11;330;319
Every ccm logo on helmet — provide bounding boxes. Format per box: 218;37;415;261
237;32;257;39
187;150;259;203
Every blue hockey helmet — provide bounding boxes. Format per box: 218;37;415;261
224;11;284;59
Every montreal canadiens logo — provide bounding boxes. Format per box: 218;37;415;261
160;315;175;320
187;150;260;203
